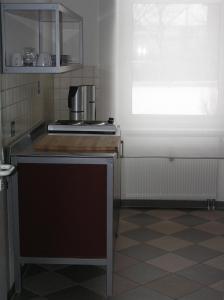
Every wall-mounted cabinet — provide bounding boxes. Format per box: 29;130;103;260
1;3;83;73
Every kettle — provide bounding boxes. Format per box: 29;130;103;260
68;85;96;121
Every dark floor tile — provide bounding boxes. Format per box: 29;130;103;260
119;209;142;219
123;214;160;226
40;265;66;272
146;209;187;220
111;286;172;300
135;208;150;213
178;264;224;285
24;265;46;278
217;217;224;224
47;286;105;300
13;289;38;300
122;228;163;242
173;215;207;226
56;265;105;283
23;272;75;296
179;287;223;300
30;296;48;300
174;245;222;262
114;253;139;272
173;228;214;242
119;243;166;261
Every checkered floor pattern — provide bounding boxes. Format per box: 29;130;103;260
13;208;224;300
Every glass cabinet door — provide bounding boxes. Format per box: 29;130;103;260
1;4;83;73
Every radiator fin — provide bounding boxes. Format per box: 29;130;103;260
122;158;217;200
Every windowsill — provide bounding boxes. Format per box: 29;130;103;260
121;128;224;137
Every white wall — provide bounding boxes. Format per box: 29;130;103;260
51;0;99;66
98;0;117;120
53;0;117;120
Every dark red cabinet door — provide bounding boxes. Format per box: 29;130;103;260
18;163;107;258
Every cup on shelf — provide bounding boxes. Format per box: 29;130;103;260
11;53;23;66
37;53;52;67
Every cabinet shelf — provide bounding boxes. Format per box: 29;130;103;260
1;3;83;74
3;64;82;74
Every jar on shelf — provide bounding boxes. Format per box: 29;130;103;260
23;47;36;66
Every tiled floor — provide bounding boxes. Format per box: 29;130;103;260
13;208;224;300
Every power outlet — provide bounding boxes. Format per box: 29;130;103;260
10;121;15;137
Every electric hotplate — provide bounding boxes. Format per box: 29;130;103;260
47;119;117;134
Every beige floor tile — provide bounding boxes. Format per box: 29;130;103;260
113;274;139;296
114;253;139;272
147;253;196;273
191;210;224;221
210;280;224;292
196;222;224;235
200;237;224;252
146;209;186;220
146;236;193;251
145;274;202;298
119;220;140;234
115;236;139;251
205;254;224;271
147;221;187;235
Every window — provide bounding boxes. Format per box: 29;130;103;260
132;3;219;115
118;0;224;131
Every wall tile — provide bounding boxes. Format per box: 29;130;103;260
53;65;99;119
70;78;83;86
0;74;54;147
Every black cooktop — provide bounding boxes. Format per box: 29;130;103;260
47;119;116;134
54;120;110;126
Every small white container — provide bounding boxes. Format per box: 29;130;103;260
11;53;23;66
37;52;52;67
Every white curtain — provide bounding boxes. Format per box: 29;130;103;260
116;0;224;157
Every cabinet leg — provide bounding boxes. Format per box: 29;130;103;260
106;262;113;297
207;199;211;210
212;199;216;210
14;262;22;293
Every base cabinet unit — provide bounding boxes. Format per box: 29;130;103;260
18;163;107;258
10;155;120;297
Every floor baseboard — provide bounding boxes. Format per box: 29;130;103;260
121;199;224;210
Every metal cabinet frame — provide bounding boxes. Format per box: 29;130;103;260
10;155;116;297
1;3;83;73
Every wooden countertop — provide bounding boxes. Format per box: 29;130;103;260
33;134;121;153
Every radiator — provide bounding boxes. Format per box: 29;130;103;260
121;158;217;200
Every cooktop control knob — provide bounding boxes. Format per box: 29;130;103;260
108;118;114;124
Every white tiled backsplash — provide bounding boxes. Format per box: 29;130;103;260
53;65;99;120
0;65;99;147
0;74;53;146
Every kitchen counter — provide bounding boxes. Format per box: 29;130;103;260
33;133;121;153
9;130;121;159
